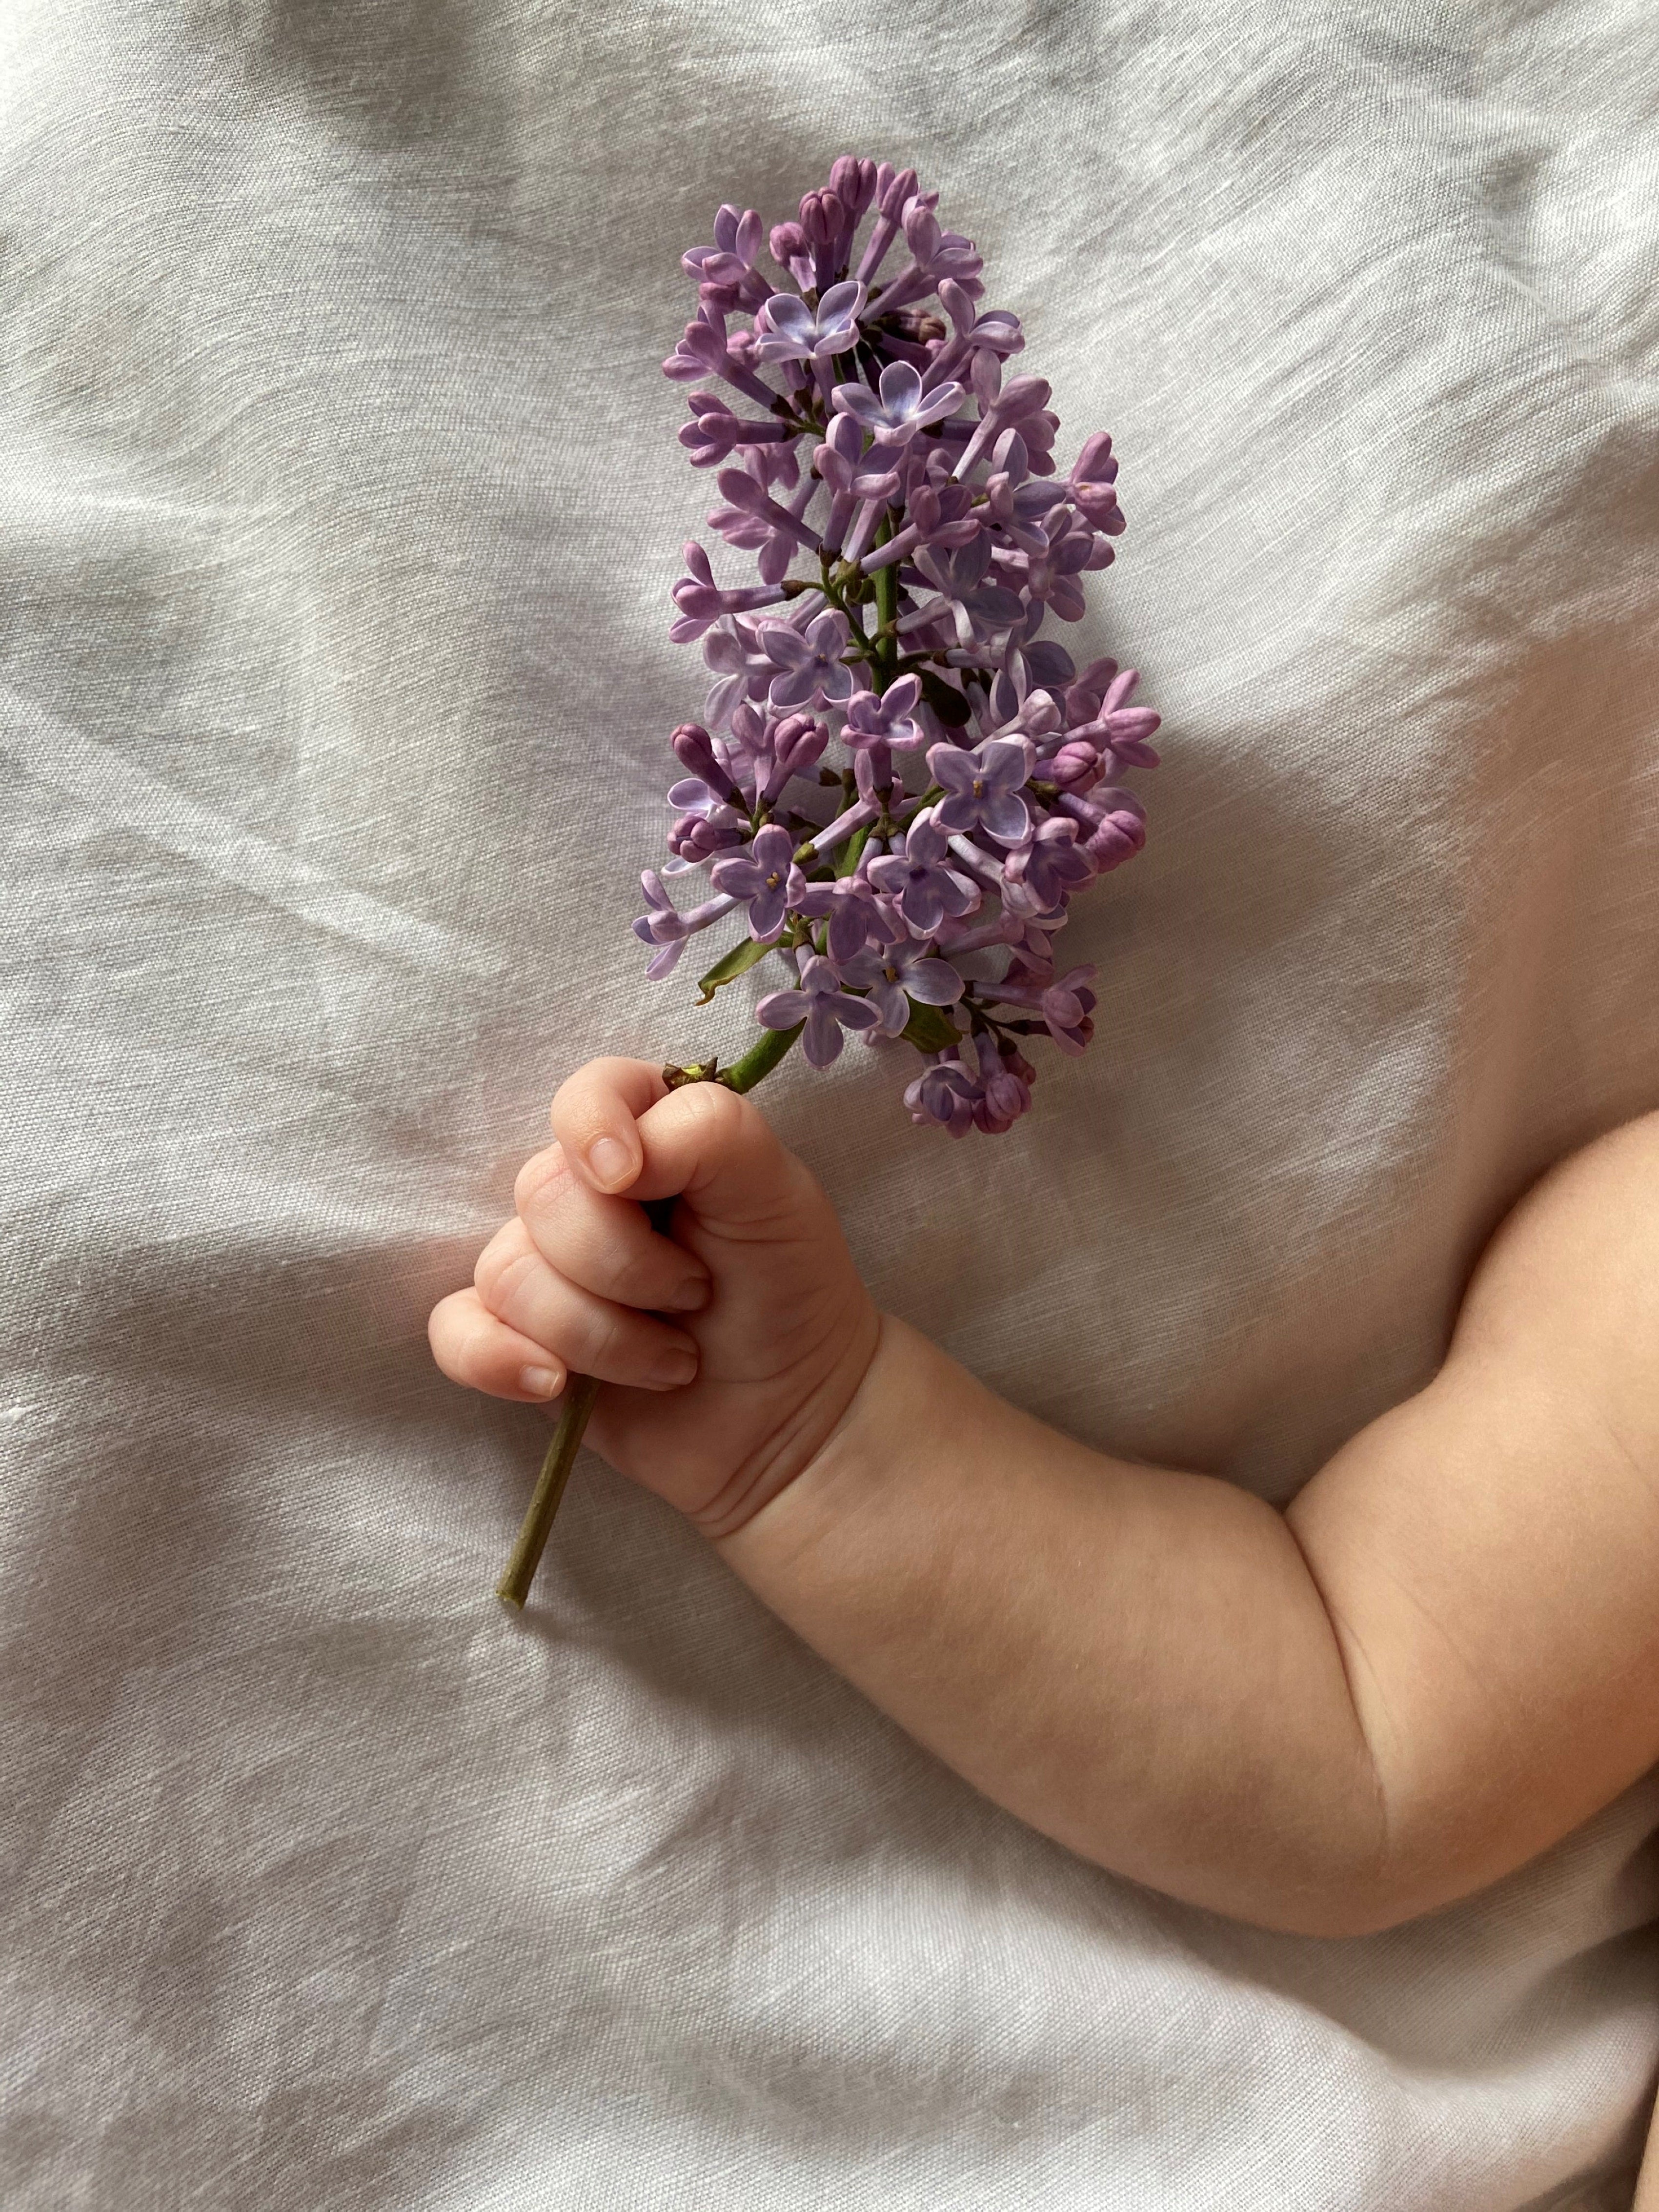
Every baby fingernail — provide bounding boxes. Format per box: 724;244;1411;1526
646;1347;697;1390
519;1365;562;1399
662;1275;711;1313
587;1136;634;1191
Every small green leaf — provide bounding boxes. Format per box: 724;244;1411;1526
695;936;772;1005
917;669;972;727
901;998;962;1053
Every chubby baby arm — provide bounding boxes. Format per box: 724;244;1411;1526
431;1068;1659;1938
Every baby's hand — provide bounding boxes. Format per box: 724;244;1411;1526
427;1058;880;1534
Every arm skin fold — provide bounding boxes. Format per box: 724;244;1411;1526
718;1114;1659;1935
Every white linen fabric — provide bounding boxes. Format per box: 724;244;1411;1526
3;1;1657;2205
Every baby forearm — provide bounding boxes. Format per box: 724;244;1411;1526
716;1317;1387;1935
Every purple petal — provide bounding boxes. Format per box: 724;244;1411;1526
755;990;809;1030
980;790;1031;843
767;667;815;709
927;745;977;794
817;280;866;330
877;360;923;413
760;294;813;338
802;1001;845;1067
827;900;872;962
760;624;812;668
834;949;885;989
911;381;964;425
869;979;910;1035
905;958;964;1005
983;740;1031;791
748;886;788;939
903;884;945;935
831;385;887;427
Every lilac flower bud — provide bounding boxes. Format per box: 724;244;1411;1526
880;167;920;219
668;810;746;865
681;391;797;467
1040;967;1099;1055
966;1033;1030;1132
1069;433;1123;527
769;219;807;267
669;721;744;804
830;156;878;222
799;190;841;253
854;167;918;286
1079;805;1148;873
1047;739;1105;794
763;710;830;799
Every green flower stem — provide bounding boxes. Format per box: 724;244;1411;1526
720;1018;806;1093
870;528;899;689
494;1019;806;1610
494;1374;601;1610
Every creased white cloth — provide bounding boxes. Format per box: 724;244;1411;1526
3;2;1658;2205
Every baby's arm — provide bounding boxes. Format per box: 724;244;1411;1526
430;1067;1659;1936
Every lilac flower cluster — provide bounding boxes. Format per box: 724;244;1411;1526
637;159;1161;1136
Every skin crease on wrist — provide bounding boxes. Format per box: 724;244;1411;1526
430;1066;1659;1942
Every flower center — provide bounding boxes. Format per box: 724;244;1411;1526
972;777;986;797
765;870;782;891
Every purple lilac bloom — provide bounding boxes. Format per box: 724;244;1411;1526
709;823;804;940
842;675;925;751
759;610;854;709
630;160;1165;1132
928;737;1032;844
866;815;980;936
755;954;881;1068
754;282;867;364
791;872;894;962
831;360;964;445
838;937;964;1035
903;1055;979;1137
1003;817;1097;914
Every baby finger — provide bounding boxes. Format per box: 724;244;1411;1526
474;1232;700;1392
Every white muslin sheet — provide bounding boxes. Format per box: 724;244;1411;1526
2;2;1658;2206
